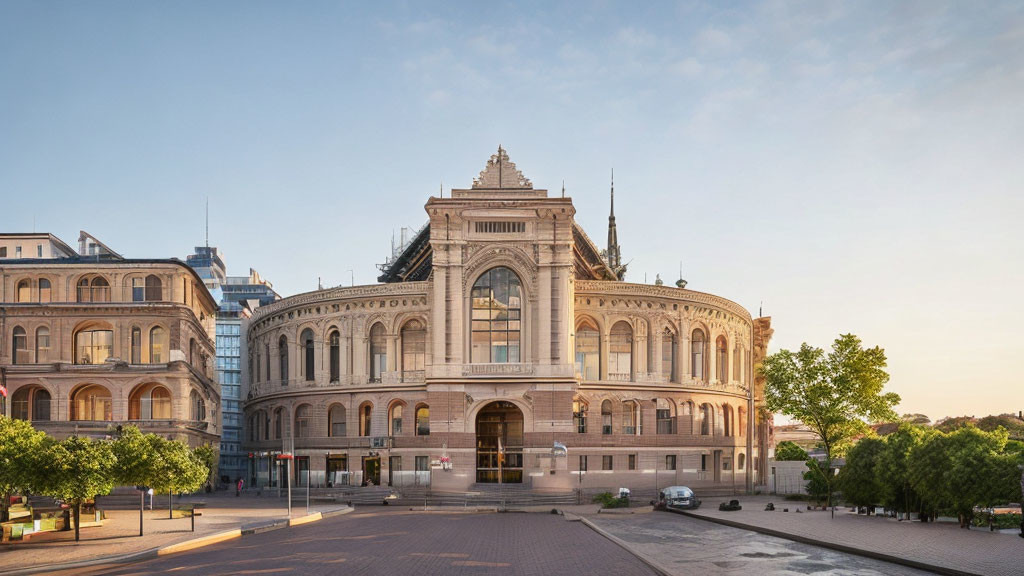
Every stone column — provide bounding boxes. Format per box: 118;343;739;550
538;263;552;365
600;333;610;381
432;265;446;363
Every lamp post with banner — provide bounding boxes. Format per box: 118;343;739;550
278;453;293;517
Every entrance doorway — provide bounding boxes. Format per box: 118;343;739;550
362;456;381;486
475;401;524;483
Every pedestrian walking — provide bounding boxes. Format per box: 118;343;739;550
237;477;244;497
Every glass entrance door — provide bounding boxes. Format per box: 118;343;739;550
475;401;524;483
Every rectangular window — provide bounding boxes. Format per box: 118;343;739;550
656;409;674;434
15;246;22;258
628;454;636;470
701;454;707;471
0;247;6;257
722;458;732;471
415;456;429;472
602;455;613;471
666;455;677;470
37;245;43;257
579;455;588;472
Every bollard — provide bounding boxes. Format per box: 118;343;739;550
191;505;195;532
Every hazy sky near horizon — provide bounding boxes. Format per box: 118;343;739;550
2;1;1022;422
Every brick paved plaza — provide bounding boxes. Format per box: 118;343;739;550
46;509;658;576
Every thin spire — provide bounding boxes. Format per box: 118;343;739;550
606;168;622;278
561;180;565;198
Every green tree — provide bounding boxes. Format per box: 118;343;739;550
876;424;929;518
148;437;208;518
45;436;116;542
838;437;885;513
803;459;832;505
111;426;158;488
774;441;808;461
0;418;51;520
761;333;899;512
910;426;1010;528
193;443;218;489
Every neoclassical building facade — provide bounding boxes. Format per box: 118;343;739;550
0;232;221;448
243;149;773;493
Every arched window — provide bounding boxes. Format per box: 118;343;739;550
189;338;197;365
131;327;142;364
264;343;271;382
278;335;289;384
359;403;373;437
328;404;346;437
682;401;695;435
329;330;340;382
71;385;112;421
38;278;51;302
149;327;165;363
415;404;430;436
401;320;426;380
656;398;675;434
700;403;713;436
301;329;315;381
608;321;633;381
129;384;171;420
12;326;28;364
470;266;522;363
74;327;113;365
369;323;386;382
574;319;600;381
716;336;728;382
77;276;109;303
263;410;270;440
691;329;707;381
274;408;283;439
738;453;746;470
661;329;677;383
11;387;50;421
295;405;311;438
737;406;746;437
572;397;588;433
16;279;31;302
33;388;51;421
622;400;639;435
190;390;206;421
601;400;613;435
145;274;162;301
723;404;734;437
389;403;404;436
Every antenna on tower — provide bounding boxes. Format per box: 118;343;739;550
205;197;209;248
561;180;565;198
760;301;763;318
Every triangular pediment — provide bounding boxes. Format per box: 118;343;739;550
472;146;533;190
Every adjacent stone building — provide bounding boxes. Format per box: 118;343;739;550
0;232;220;448
243;149;773;493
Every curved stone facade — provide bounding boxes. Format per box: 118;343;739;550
243;149;772;493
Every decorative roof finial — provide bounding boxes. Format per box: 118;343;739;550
676;260;687;288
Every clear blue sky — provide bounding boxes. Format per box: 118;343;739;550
2;1;1022;422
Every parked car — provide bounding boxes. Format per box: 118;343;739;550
654;486;701;510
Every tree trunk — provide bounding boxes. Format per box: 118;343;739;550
73;501;81;542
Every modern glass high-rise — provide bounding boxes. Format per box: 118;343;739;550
187;246;278;484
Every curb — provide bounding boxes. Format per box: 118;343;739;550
1;507;352;575
672;509;982;576
575;516;674;576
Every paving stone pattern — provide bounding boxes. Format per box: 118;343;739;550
54;510;658;576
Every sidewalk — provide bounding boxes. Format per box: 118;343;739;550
0;491;348;574
681;494;1024;576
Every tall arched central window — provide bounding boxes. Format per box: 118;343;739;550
661;328;677;383
12;326;28;364
716;336;728;383
278;335;289;384
301;329;315;381
401;320;426;380
575;319;600;381
329;330;340;382
470;267;522;363
369;323;386;382
608;321;633;381
149;327;166;363
691;329;707;381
